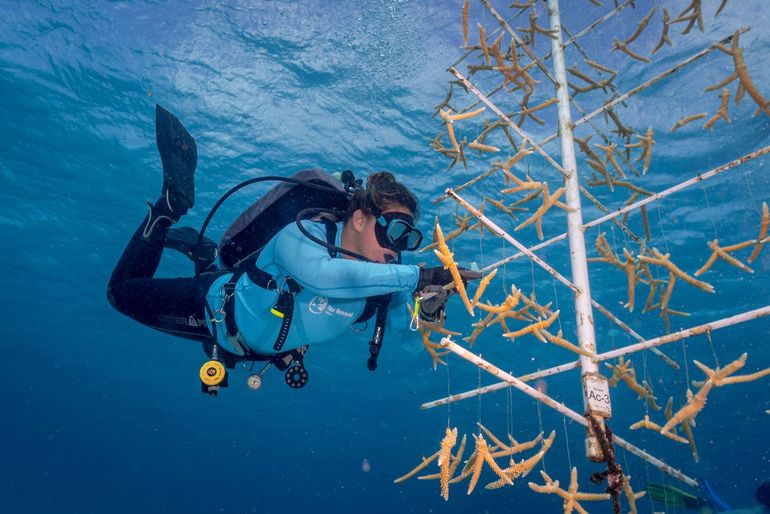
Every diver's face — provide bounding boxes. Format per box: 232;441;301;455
358;205;414;263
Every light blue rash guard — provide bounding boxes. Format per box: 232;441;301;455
206;220;422;356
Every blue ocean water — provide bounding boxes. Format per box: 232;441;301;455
1;1;769;513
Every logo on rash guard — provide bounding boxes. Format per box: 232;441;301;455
309;296;329;314
308;296;353;318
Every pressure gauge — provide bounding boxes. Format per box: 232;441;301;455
247;374;263;391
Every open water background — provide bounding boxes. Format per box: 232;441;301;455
1;1;768;513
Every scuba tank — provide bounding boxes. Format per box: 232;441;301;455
218;169;355;271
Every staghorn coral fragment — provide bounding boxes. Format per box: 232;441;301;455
518;97;557;126
611;37;651;63
629;414;688;444
715;0;729;16
462;0;469;47
500;170;544;194
487;34;518;87
529;467;611;513
438;427;458;500
622;248;637;310
606;356;661;408
568;66;606;92
484;196;525;221
672;0;703;34
704;72;737;93
651;8;672;54
541;328;596;357
462;311;495;347
585;58;617;78
666;397;700;462
606;356;633;387
503;310;559;340
662;353;770;435
394;449;440;483
486;430;555;490
418;214;470;254
510;1;536;10
575;134;602;163
516;10;557;49
660;387;709;436
469;140;500;153
639;261;665;313
622;475;647;514
625;127;655;174
470;268;497;308
503;141;534;169
703;89;731;129
624;6;657;45
747;202;769;263
465;433;512;494
606;356;661;410
595;141;627;178
432;83;455;119
440;109;461;154
420;434;469;484
671;113;707;131
606;108;634;140
433;222;474;316
515;185;571;240
694;239;754;276
478;23;490;65
418;326;450;369
692;354;770;387
449;107;486;122
588;233;622;268
729;30;770;118
637;248;714;293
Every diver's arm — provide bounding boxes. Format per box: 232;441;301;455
267;222;419;298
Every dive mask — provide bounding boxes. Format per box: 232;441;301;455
375;212;423;252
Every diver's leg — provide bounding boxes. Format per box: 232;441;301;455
108;203;173;285
108;104;198;285
108;271;226;341
107;104;204;331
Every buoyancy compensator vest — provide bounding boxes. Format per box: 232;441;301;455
197;169;392;373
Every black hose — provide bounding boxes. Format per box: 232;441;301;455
294;207;372;262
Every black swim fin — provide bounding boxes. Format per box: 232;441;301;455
155;104;197;219
165;226;218;272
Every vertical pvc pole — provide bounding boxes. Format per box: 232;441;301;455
546;0;610;461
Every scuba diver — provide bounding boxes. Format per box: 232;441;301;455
107;105;480;394
646;480;770;513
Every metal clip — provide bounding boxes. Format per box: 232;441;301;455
210;288;234;324
409;295;420;331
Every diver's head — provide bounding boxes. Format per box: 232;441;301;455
342;172;422;263
757;482;770;509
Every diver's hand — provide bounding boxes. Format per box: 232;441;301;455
415;266;483;292
417;285;449;323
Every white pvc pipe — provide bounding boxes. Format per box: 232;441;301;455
546;0;600;379
422;304;770;409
